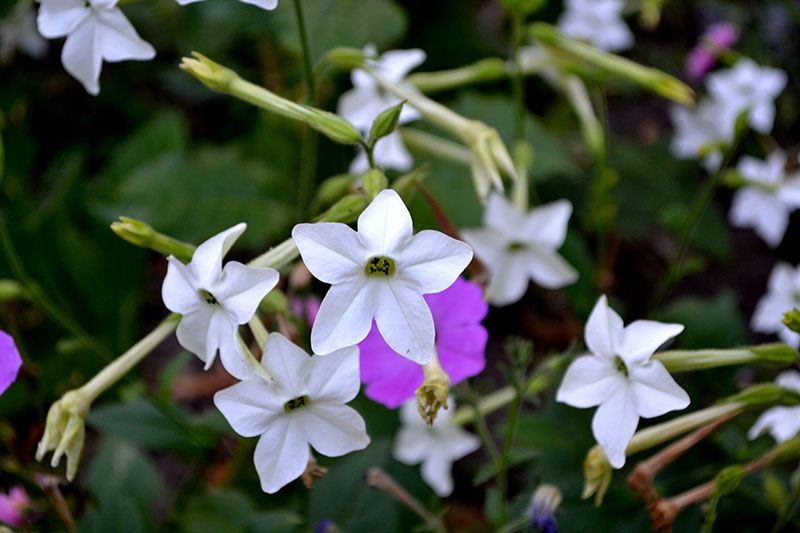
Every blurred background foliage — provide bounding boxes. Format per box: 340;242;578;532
1;0;800;531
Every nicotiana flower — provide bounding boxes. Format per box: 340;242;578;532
461;193;578;307
214;333;370;494
557;0;633;52
292;189;473;363
729;151;800;247
707;58;787;135
393;397;479;496
359;277;488;409
0;486;30;528
161;223;279;379
751;262;800;347
0;2;47;64
175;0;277;10
0;330;22;396
556;295;690;468
669;97;731;171
748;370;800;443
685;22;738;82
36;0;155;95
338;46;425;172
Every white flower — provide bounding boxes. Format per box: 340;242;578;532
461;193;578;307
729;151;800;247
36;0;155;95
292;189;472;363
707;59;787;135
214;333;369;494
393;397;479;496
175;0;277;10
0;2;48;63
338;46;425;172
557;0;633;52
669;97;731;171
748;370;800;443
751;263;800;347
556;295;690;468
161;223;280;379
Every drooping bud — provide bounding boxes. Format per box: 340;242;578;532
415;350;451;426
35;390;89;481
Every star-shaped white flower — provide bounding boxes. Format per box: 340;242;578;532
707;59;787;136
556;295;690;468
214;333;370;494
36;0;156;95
175;0;277;10
393;397;479;496
461;193;578;307
557;0;633;52
292;189;472;363
729;151;800;247
162;223;280;379
751;262;800;347
669;97;731;171
338;46;425;172
748;370;800;443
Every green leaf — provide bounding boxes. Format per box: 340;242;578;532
180;488;302;533
369;101;406;145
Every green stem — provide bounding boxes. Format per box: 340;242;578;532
400;128;471;165
510;12;526;143
497;385;524;527
291;0;315;103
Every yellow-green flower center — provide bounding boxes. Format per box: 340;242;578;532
199;289;219;305
364;256;396;277
284;395;310;413
614;355;629;377
507;242;528;252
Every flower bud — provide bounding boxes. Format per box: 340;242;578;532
35;390;90;481
362;169;388;200
0;279;26;302
315;194;368;224
529;484;562;533
783;309;800;334
582;446;613;506
111;217;195;262
368;101;406;145
391;165;428;203
311;174;356;213
323;47;367;70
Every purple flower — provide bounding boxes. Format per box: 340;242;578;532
685;22;739;82
358;277;488;409
290;294;321;328
0;486;30;527
0;330;22;396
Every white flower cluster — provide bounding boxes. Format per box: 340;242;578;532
557;0;633;53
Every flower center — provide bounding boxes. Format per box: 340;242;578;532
283;395;310;413
614;355;629;377
507;242;528;252
198;289;219;305
364;256;396;277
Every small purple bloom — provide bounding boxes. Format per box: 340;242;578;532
359;277;488;409
0;330;22;396
0;486;30;527
290;295;321;328
529;484;561;533
685;22;739;82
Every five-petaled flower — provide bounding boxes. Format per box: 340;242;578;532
161;223;279;379
462;193;578;307
556;295;690;468
36;0;155;95
392;397;480;496
292;189;473;364
669;98;731;171
214;333;370;494
0;330;22;397
751;262;800;347
557;0;633;52
748;370;800;443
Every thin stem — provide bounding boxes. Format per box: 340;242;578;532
365;467;446;533
510;12;526;143
291;0;315;103
497;385;524;527
400;128;471;165
464;387;501;463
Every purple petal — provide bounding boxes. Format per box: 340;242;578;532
359;322;424;408
0;331;22;396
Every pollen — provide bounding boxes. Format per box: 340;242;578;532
284;395;310;413
614;355;629;377
364;256;396;277
198;289;219;305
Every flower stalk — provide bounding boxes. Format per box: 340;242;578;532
111;216;195;262
655;343;798;372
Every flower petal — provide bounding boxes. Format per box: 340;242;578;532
253;418;309;494
218;335;255;381
525;249;578;289
397;230;472;294
748;406;800;443
238;0;279;10
485;193;526;235
629;361;690;418
299;403;370;457
357;189;413;255
438;424;481;460
61;18;102;95
522;199;572;249
96;8;155;63
205;308;236;370
729;188;789;247
0;331;22;396
421;452;455;496
591;385;639;469
618;320;684;366
372;131;414;171
190;223;247;289
311;280;375;355
175;306;214;365
378;48;426;82
584;295;624;361
556;355;622;408
162;256;201;314
213;379;283;437
305;345;361;404
215;262;279;324
292;222;365;285
37;0;89;38
262;333;312;397
393;425;431;465
461;227;507;270
776;370;800;394
752;293;793;334
485;252;531;307
374;281;435;364
359;323;423;408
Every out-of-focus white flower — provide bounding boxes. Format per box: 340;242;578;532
292;189;472;363
752;263;800;347
729;151;800;247
461;193;577;307
669;97;731;171
175;0;277;10
0;2;48;63
707;58;787;135
161;223;280;379
214;333;369;494
556;295;690;468
338;46;425;172
748;370;800;443
36;0;155;95
557;0;633;52
393;397;479;496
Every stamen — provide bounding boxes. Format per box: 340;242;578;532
364;256;396;277
614;355;629;377
198;289;219;305
284;395;310;413
507;242;527;252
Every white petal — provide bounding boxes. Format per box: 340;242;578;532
161;256;201;314
778;178;800;208
768;262;798;294
292;223;366;284
214;379;283;437
357;189;413;255
205;308;237;369
190;223;247;288
749;102;776;134
461;228;507;272
397;230;473;294
96;8;155;63
525;249;578;289
298;403;370;457
748;406;800;443
485;252;531;307
218;335;256;381
215;262;279;324
591;385;639;469
175;306;214;366
556;355;624;408
776;370;800;393
37;0;89;38
311;280;375;355
421;452;455;496
584;295;624;361
374;281;435;364
61;18;102;95
618;320;684;366
438;425;481;460
262;333;312;396
393;426;431;464
253;418;310;494
484;193;525;235
372;131;414;171
238;0;279;10
378;48;426;82
752;293;793;334
336;86;389;130
522;199;572;249
777;327;800;348
348;149;371;175
305;345;361;404
629;361;690;418
729;188;788;247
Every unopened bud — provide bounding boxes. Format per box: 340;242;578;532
362;169;388;200
324;47;367;70
529;484;562;533
180;52;239;92
368;101;406;145
391;165;428;202
582;446;613;506
111;217;195;262
316;194;368;224
311;174;356;213
783;309;800;334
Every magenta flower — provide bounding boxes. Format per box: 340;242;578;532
0;486;30;527
0;331;22;396
358;277;488;409
685;22;739;82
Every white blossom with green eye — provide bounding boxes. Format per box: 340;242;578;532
161;223;280;379
669;98;730;171
751;263;800;347
292;189;473;364
748;371;800;443
556;295;690;469
557;0;633;52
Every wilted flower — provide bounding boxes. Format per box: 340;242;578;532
556;295;690;468
685;22;738;82
748;370;800;443
36;0;155;95
0;486;30;528
0;331;22;396
752;263;800;347
557;0;633;52
0;1;47;64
